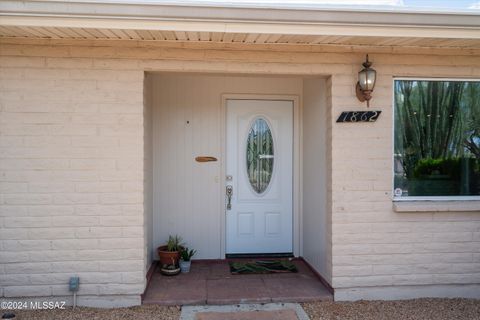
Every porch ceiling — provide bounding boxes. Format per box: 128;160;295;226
1;0;480;49
1;26;480;49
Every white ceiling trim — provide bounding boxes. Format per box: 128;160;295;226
1;0;480;38
2;16;480;40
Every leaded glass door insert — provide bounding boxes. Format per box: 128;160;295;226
246;118;274;195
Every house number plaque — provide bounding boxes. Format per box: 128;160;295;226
336;111;381;123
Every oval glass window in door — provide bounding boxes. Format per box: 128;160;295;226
246;117;274;194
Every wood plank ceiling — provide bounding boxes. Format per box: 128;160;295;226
1;25;480;48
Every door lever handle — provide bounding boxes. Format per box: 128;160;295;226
226;185;233;210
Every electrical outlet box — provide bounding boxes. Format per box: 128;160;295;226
69;276;79;292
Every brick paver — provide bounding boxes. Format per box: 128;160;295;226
143;259;332;305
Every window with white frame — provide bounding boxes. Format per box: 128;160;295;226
393;79;480;198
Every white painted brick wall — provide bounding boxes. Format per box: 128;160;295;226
0;48;145;306
328;59;480;300
1;38;479;304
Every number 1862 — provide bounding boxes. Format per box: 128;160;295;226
336;111;381;123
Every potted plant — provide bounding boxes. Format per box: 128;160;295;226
179;247;196;273
157;235;184;269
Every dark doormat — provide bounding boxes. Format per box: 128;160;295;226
229;260;298;274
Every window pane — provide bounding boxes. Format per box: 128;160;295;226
246;118;274;194
394;80;480;197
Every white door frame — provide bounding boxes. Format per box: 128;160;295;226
220;94;302;258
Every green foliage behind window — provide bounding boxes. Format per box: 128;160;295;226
412;158;461;179
394;80;480;197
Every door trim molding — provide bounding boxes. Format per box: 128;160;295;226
220;94;302;258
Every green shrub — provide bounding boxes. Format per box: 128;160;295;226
166;235;185;252
180;248;196;261
413;158;461;179
409;157;479;196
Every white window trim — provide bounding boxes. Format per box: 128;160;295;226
394;196;480;202
392;77;480;202
393;200;480;212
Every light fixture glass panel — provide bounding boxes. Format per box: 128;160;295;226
358;70;368;90
365;69;377;90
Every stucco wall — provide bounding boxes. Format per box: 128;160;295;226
0;38;479;305
144;74;154;274
302;78;331;284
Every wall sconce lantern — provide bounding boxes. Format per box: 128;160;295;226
356;54;376;107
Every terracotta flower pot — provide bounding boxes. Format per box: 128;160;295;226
157;245;180;266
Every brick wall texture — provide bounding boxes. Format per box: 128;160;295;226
0;40;146;306
0;38;479;305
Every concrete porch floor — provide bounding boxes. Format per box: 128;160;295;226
142;259;333;305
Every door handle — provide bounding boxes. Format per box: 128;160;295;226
226;185;233;210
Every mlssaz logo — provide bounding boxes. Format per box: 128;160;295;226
33;301;66;310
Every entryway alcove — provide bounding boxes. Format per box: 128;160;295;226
142;72;332;304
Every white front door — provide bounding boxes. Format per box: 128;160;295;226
226;99;293;254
